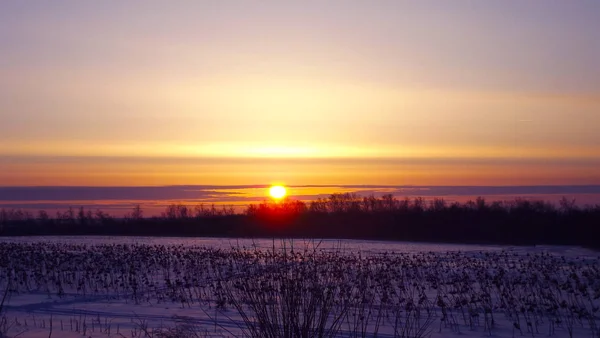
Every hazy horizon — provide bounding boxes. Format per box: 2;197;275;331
2;184;599;217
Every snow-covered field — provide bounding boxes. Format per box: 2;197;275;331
0;237;598;337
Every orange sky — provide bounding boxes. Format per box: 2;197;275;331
1;157;599;187
1;2;599;186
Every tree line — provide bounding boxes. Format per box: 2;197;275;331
0;193;599;248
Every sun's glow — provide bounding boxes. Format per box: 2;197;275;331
269;185;287;199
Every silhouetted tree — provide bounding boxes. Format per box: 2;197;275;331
0;195;599;248
132;204;144;220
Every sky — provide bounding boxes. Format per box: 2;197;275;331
1;1;600;188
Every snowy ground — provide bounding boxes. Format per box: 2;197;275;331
0;237;598;337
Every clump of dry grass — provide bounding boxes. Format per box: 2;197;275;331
213;244;350;338
210;242;436;338
152;316;209;338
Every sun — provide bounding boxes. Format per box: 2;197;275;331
269;185;287;199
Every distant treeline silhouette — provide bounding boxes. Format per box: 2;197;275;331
1;193;599;248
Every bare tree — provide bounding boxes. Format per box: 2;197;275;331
132;204;144;220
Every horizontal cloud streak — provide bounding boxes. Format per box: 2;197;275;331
3;185;600;202
0;186;260;201
2;155;600;187
3;156;600;166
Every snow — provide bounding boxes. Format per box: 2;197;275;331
0;237;598;337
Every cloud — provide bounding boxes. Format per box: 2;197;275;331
3;185;600;202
